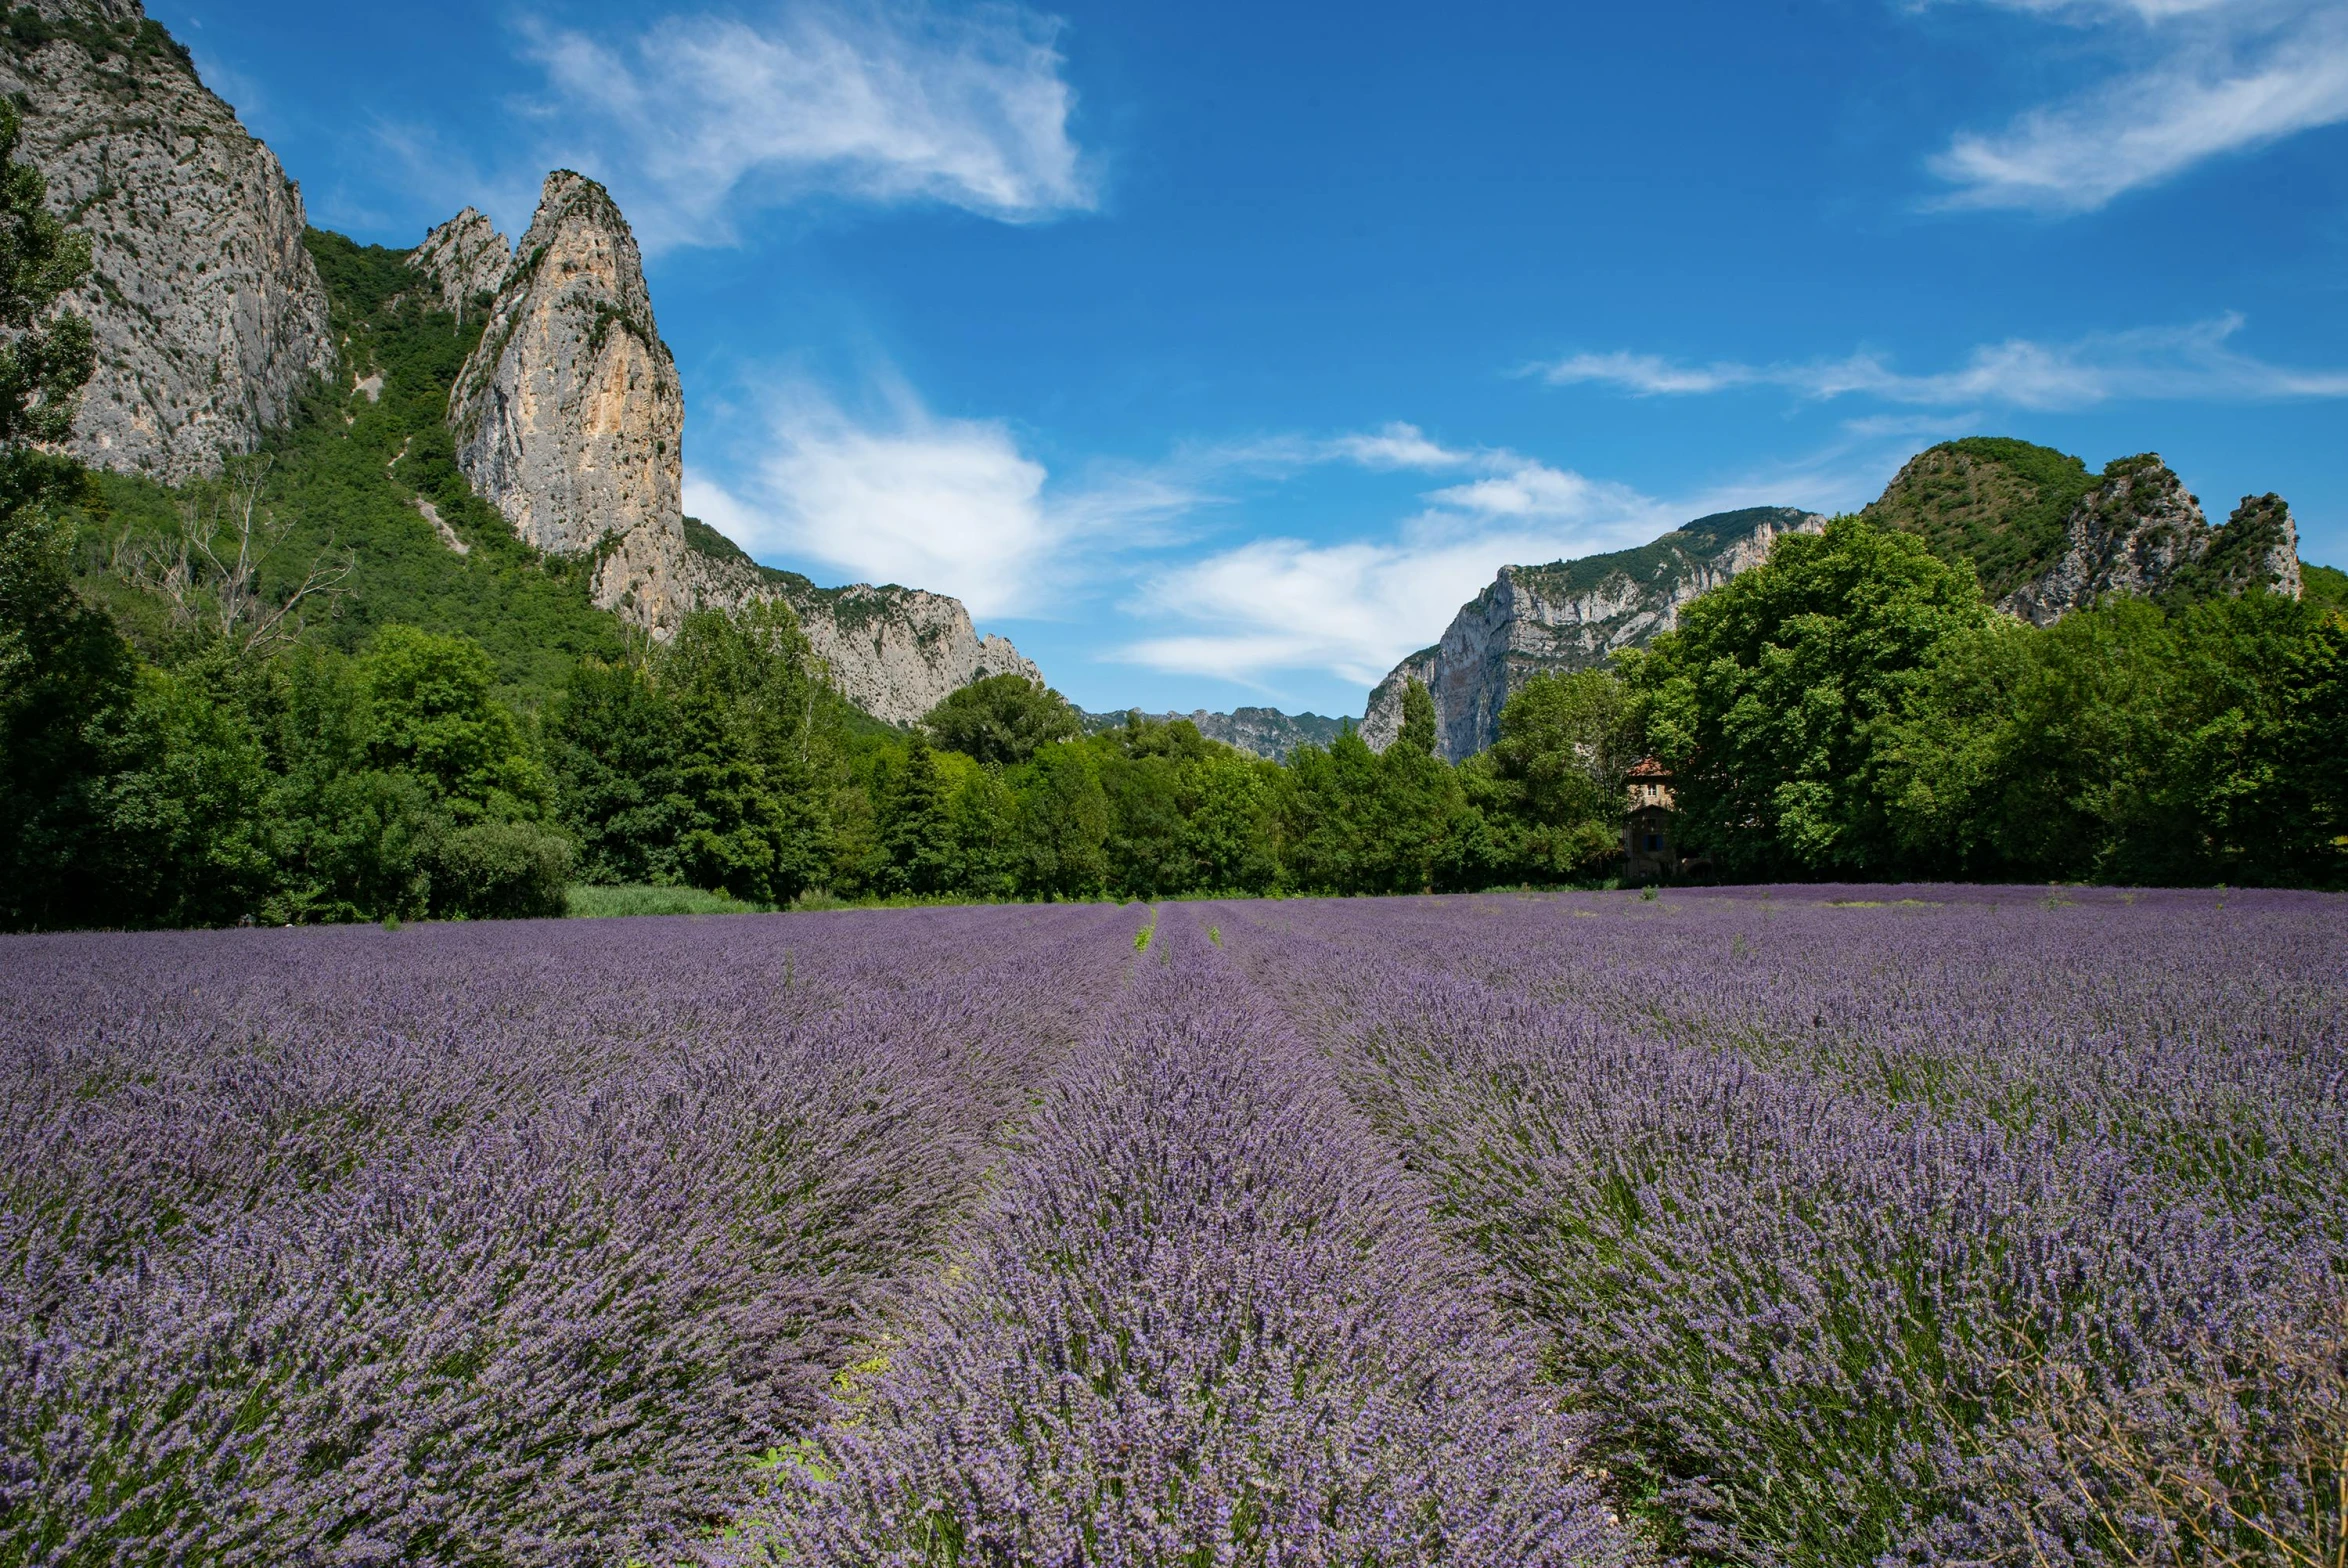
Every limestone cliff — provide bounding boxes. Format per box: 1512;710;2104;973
0;0;333;480
417;174;1040;721
409;208;510;324
1999;456;2301;625
679;520;1038;725
1363;507;1825;761
444;170;687;618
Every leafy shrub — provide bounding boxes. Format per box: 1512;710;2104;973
429;817;574;919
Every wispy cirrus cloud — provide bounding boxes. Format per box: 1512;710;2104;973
508;1;1093;249
1539;314;2348;409
1928;0;2348;211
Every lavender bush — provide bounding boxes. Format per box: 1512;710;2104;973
4;887;2340;1567
725;910;1645;1568
1229;886;2346;1567
0;906;1133;1565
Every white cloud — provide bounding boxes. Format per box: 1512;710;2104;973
688;388;1049;617
1929;0;2348;210
1537;351;1758;396
1540;314;2348;409
1117;444;1674;689
696;403;1820;692
1322;422;1480;471
688;380;1193;620
514;1;1093;249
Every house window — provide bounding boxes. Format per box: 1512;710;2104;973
1645;833;1663;852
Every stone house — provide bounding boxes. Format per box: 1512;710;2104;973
1624;758;1678;882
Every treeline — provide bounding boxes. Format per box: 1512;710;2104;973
10;495;2345;933
0;580;1648;926
1624;514;2348;886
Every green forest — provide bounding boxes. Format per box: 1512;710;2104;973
2;115;2343;930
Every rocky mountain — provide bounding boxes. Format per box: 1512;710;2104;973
1865;440;2302;623
1082;706;1347;761
680;521;1038;725
425;172;698;635
1364;439;2314;765
1993;461;2299;626
0;0;333;481
403;173;1040;723
1362;507;1826;761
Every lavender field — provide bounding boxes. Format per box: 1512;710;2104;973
3;889;2342;1567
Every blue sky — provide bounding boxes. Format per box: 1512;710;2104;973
189;0;2347;717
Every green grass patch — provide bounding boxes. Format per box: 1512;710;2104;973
565;884;768;919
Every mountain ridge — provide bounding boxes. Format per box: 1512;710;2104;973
0;0;1047;735
1080;705;1347;761
1368;443;2315;765
1362;506;1827;761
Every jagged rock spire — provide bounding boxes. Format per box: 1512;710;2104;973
409;208;511;324
447;170;684;568
1999;455;2302;625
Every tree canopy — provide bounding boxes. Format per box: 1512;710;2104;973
923;672;1082;766
1623;514;1992;878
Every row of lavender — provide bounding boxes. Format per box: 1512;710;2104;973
722;909;1646;1567
4;890;2339;1565
0;906;1137;1565
1233;888;2346;1567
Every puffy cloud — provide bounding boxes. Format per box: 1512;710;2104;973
687;381;1193;620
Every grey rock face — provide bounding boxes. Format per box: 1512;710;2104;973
448;171;684;575
1999;457;2203;626
676;522;1040;725
1182;706;1346;760
0;0;333;480
2201;493;2303;603
790;584;1038;727
1998;457;2302;626
409;208;511;324
1081;706;1347;761
1363;507;1825;760
429;173;1041;721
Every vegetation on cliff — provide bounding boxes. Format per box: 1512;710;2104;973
1859;436;2100;599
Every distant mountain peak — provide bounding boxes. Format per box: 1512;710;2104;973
1866;439;2302;622
1362;506;1825;761
1081;706;1346;761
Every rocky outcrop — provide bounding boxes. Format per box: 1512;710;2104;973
1363;507;1825;760
2193;493;2303;604
1998;455;2301;625
0;0;333;480
678;519;1038;725
409;208;510;324
446;170;684;595
1861;438;2098;601
2000;455;2204;625
419;174;1041;720
1081;706;1346;761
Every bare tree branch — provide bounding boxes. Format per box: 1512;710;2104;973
116;455;352;655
